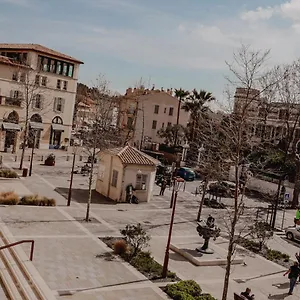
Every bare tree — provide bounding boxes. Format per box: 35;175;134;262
220;45;275;300
81;76;123;222
11;65;50;170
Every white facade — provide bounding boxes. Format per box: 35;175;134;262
0;44;83;152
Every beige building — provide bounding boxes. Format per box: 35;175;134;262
234;87;300;144
118;87;190;149
96;146;159;203
0;43;83;152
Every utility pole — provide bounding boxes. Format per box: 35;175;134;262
29;131;36;176
67;150;77;206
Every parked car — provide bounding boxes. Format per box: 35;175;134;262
285;226;300;242
176;167;195;181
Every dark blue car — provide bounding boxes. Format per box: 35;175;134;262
177;167;195;181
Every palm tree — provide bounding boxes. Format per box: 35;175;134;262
174;88;189;146
182;89;215;142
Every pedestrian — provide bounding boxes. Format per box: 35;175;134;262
283;261;300;295
160;177;167;196
294;206;300;227
241;287;255;300
126;184;134;204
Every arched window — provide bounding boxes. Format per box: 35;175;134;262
30;114;42;123
4;111;19;124
52;116;63;124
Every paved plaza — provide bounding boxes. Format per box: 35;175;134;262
0;150;300;299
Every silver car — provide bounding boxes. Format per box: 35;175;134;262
285;226;300;242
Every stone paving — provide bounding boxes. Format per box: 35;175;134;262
1;150;300;299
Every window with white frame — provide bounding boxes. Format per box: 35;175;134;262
63;81;68;91
35;75;40;85
20;72;26;83
136;174;147;190
41;76;47;86
57;79;61;89
111;170;118;187
33;94;42;109
53;97;65;112
12;72;18;81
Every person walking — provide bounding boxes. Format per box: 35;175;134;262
159;177;167;196
284;261;300;295
294;207;300;226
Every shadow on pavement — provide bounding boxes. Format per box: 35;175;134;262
272;282;290;289
268;292;289;299
55;187;117;205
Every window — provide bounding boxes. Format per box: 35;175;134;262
136;174;147;190
54;97;65;112
162;122;165;128
56;61;62;74
41;76;47;86
128;103;135;114
279;109;288;120
62;63;68;76
111;170;118;187
152;120;157;129
63;81;68;91
13;90;21;98
57;79;61;89
68;65;74;77
167;122;171;127
164;107;167;113
35;75;40;85
20;72;26;83
42;58;49;72
169;107;174;116
154;105;159;114
33;94;42;109
12;72;18;81
50;60;55;73
127;117;133;128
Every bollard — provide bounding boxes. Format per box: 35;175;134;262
66;156;69;161
41;155;44;162
79;155;82;162
28;155;31;161
15;156;17;162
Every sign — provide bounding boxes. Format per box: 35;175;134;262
284;193;290;204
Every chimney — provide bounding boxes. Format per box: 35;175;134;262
126;87;132;95
152;84;155;91
161;87;164;92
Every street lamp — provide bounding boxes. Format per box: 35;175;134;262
181;142;189;164
198;144;205;165
162;177;185;278
67;144;79;206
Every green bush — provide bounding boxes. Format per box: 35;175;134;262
130;251;176;280
0;191;19;205
0;169;18;178
19;195;56;206
266;249;290;262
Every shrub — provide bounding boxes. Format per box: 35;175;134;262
113;239;128;255
0;191;19;205
0;169;18;178
120;223;150;258
19;195;56;206
165;281;216;300
266;249;290;262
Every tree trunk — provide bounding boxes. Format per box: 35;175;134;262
85;147;95;222
19;118;29;170
197;179;208;221
222;236;234;300
292;160;300;208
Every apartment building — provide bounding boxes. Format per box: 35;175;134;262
234;87;300;144
118;87;190;149
0;43;83;152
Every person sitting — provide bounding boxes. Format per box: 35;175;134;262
241;288;255;300
294;207;300;227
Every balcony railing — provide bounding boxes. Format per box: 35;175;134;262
4;97;22;107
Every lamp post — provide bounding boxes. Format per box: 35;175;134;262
29;130;37;176
197;144;205;165
181;142;189;165
162;177;184;278
67;145;79;206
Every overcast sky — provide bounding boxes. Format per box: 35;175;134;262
1;0;300;104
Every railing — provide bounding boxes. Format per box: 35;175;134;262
0;240;35;261
4;97;22;107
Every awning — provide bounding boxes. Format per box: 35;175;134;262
52;124;64;132
2;122;21;131
29;122;44;130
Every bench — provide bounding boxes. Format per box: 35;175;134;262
234;293;246;300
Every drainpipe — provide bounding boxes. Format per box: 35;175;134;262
120;164;127;202
107;155;113;198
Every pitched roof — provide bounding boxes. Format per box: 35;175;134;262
104;146;160;166
0;55;28;68
0;43;83;64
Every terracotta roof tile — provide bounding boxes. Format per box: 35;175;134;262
0;43;83;64
0;55;27;67
104;146;160;166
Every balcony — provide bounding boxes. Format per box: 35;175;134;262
4;97;22;107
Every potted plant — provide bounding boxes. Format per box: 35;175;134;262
45;153;56;166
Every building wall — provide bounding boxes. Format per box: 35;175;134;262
119;88;190;147
0;49;81;150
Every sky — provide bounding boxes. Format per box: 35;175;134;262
1;0;300;105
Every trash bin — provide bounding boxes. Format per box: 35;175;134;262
22;168;28;177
